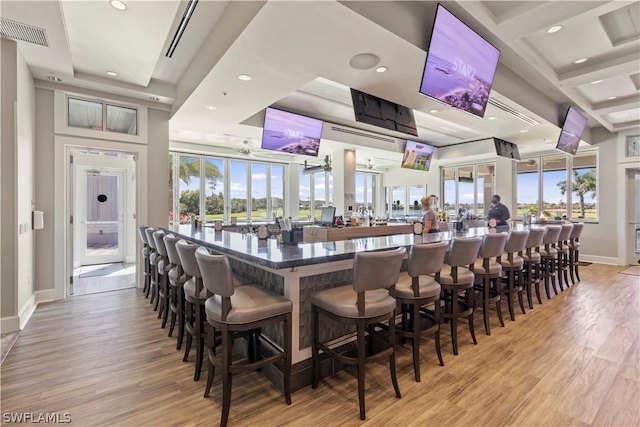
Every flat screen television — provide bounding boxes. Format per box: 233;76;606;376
350;88;418;136
401;140;434;171
556;106;587;156
494;138;520;160
419;3;501;118
261;107;323;157
318;206;336;226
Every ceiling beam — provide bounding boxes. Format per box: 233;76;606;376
558;52;640;86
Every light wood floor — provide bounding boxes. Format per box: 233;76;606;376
2;264;638;426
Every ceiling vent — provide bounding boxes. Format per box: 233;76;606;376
488;98;540;126
329;125;396;143
165;0;198;58
0;18;48;47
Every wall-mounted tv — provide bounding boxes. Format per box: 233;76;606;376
494;138;520;160
401;140;434;171
419;3;501;118
350;88;418;136
556;106;587;156
261;107;323;157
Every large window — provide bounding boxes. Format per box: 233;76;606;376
441;163;494;219
356;172;376;214
516;152;597;220
385;185;424;218
169;153;287;224
68;97;138;135
299;167;333;221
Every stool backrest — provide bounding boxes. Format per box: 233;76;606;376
542;225;562;245
558;223;574;242
164;234;181;266
196;247;235;298
478;232;508;259
353;247;406;293
504;230;529;254
448;237;482;267
145;228;157;250
153;230;168;257
176;240;202;279
138;226;149;245
570;222;584;241
526;228;546;249
408;241;449;277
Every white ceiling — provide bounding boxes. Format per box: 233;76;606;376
2;0;639;167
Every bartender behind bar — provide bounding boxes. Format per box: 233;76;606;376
486;194;510;226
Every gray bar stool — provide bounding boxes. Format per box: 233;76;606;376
144;227;158;308
556;223;574;290
522;228;546;307
137;226;151;298
164;234;187;348
153;230;171;327
311;247;406;420
440;237;482;355
392;241;449;382
568;223;584;284
499;229;529;321
472;232;508;335
539;225;562;299
196;248;293;427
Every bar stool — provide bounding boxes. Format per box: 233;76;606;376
312;247;406;420
521;228;546;308
137;226;151;298
153;230;171;327
568;223;584;284
144;227;158;308
391;241;449;382
472;232;508;335
498;230;529;321
539;225;562;299
439;237;482;355
176;239;208;381
164;234;187;348
197;248;293;427
556;223;574;290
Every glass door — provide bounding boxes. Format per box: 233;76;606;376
76;168;125;266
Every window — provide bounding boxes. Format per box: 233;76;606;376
106;104;137;135
271;165;284;219
408;186;424;217
230;160;248;222
299;167;333;221
442;168;456;218
569;153;597;220
441;164;493;219
516;159;539;217
543;156;568;219
390;187;406;218
177;155;201;222
355;172;376;214
68;97;138;135
68;98;103;130
299;168;311;221
204;157;224;221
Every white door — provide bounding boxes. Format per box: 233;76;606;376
630;170;640;265
76;167;125;266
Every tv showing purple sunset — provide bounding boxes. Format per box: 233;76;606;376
261;108;323;157
419;4;500;117
556;107;587;155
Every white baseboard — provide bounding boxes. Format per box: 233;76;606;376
125;255;136;264
18;293;37;330
1;316;21;334
580;254;620;266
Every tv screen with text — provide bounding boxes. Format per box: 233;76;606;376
261;108;323;157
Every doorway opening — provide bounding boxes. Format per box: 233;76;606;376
70;149;137;296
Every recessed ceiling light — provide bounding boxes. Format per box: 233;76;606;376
574;57;588;64
238;74;251;81
106;71;118;77
206;105;216;110
47;76;62;82
375;66;388;73
109;0;127;11
590;79;603;84
546;25;563;34
487;116;498;120
607;96;617;100
429;109;440;114
520;129;529;133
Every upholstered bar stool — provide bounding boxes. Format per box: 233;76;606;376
312;247;406;420
521;228;546;308
137;226;151;298
498;230;529;321
176;239;208;381
144;227;158;307
197;248;293;427
153;230;171;327
555;223;574;290
391;241;449;382
439;237;482;355
539;225;562;300
568;222;584;284
472;232;508;335
164;234;187;348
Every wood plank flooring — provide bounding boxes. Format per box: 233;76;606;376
1;263;638;426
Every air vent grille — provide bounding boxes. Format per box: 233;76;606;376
0;18;48;47
488;99;540;126
330;126;396;143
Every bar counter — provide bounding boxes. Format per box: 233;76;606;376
162;223;545;389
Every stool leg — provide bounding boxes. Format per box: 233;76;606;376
482;277;491;335
284;312;292;405
357;321;366;420
203;323;216;398
507;271;515;321
176;287;185;350
434;300;444;367
220;326;233;427
575;250;581;282
183;301;193;362
311;306;320;389
516;270;526;315
411;302;421;382
569;250;576;285
168;285;176;337
494;277;504;326
450;289;459;355
194;303;204;381
466;288;477;345
388;313;401;399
